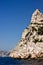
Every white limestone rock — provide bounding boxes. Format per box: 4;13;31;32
9;9;43;59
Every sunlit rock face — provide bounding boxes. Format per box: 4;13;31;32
9;9;43;59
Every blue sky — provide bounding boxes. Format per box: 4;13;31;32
0;0;43;51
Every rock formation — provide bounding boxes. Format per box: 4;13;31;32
9;9;43;59
0;50;9;57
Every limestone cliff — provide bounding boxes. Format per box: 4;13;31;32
9;9;43;59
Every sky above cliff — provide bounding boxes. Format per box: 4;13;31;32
0;0;43;51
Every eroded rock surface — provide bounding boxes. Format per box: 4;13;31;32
9;9;43;59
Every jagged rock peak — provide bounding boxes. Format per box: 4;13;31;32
32;9;41;16
31;9;43;23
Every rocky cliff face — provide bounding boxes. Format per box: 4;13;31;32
9;9;43;59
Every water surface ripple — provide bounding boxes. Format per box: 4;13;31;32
0;57;43;65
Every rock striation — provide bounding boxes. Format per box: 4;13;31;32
9;9;43;59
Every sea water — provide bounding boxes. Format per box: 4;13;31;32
0;57;43;65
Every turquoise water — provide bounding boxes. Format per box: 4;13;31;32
0;57;43;65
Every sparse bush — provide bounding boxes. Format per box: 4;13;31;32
39;39;43;42
38;27;43;35
32;27;37;31
33;39;39;43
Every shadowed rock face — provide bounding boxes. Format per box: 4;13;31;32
9;9;43;59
